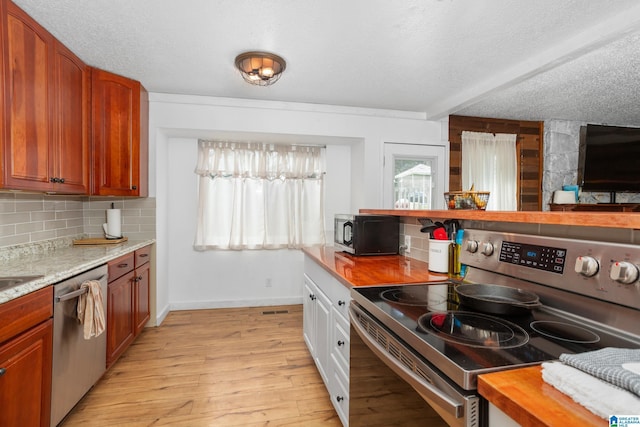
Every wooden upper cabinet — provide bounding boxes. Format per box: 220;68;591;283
51;41;90;193
2;1;53;191
91;68;148;197
1;0;89;193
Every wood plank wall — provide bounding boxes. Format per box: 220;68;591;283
448;115;543;211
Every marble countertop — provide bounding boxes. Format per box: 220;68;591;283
0;239;155;304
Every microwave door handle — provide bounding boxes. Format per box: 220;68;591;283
343;221;353;245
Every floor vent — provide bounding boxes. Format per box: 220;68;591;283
261;310;290;315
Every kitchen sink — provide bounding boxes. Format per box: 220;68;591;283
0;275;44;291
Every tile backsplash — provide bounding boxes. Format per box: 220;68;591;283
0;192;156;248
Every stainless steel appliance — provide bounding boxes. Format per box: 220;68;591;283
349;229;640;427
334;214;399;256
51;265;108;427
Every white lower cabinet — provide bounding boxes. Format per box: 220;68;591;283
303;275;331;384
303;255;352;426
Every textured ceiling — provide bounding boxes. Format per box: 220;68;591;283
12;0;640;126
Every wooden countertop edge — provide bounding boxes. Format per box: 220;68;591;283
478;366;606;427
301;246;448;288
360;209;640;229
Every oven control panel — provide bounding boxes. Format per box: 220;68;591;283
499;241;567;274
461;229;640;310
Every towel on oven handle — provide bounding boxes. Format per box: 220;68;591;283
541;361;640;419
559;347;640;397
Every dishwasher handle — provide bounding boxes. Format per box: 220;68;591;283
56;287;88;303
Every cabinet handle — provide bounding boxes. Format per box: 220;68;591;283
338;300;345;306
50;177;60;183
337;340;345;346
139;254;149;258
336;396;344;402
0;367;5;377
118;263;129;268
309;294;316;301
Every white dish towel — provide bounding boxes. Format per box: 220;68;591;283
560;347;640;397
541;361;640;419
77;280;106;339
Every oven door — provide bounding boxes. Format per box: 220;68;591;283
349;303;486;427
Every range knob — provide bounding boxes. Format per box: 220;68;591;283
610;261;639;284
466;240;479;253
480;242;494;256
574;256;599;277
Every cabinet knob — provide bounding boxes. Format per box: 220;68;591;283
338;300;345;306
0;367;5;377
137;276;143;281
337;340;345;346
336;396;344;402
309;294;316;301
132;185;137;190
59;178;65;183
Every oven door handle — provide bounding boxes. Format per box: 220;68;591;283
350;305;465;419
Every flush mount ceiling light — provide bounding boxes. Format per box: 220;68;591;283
234;51;286;86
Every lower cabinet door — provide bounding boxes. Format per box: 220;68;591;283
0;319;53;427
107;273;135;368
134;262;150;335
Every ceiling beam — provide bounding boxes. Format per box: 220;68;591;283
426;5;640;120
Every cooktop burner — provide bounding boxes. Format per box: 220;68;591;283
380;287;447;308
418;311;529;349
530;320;600;344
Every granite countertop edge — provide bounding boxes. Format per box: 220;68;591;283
0;239;156;304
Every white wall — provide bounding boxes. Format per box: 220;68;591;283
149;94;444;323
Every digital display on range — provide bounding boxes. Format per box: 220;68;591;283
499;241;567;274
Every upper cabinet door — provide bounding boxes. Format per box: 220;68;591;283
2;1;54;191
1;0;89;194
52;41;90;194
91;68;148;197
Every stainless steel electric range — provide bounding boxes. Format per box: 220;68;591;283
349;229;640;427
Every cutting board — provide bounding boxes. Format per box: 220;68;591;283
73;237;128;245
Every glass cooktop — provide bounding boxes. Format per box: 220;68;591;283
351;282;636;390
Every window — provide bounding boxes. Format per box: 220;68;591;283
193;140;326;250
461;131;517;211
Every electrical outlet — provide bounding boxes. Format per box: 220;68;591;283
405;236;411;254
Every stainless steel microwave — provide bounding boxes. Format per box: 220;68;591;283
334;214;399;256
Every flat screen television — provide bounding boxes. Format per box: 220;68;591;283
577;124;640;193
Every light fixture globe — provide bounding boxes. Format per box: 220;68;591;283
234;51;286;86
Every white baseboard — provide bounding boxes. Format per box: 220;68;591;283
168;296;303;312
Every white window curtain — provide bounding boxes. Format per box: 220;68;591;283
461;131;517;211
193;140;326;250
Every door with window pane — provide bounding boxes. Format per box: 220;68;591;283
383;143;447;210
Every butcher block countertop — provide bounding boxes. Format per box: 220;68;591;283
302;245;449;287
479;366;606;426
360;209;640;229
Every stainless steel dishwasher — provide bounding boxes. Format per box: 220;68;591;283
51;264;108;427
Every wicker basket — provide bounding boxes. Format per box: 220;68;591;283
444;191;490;210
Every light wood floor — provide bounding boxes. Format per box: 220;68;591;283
62;305;341;426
